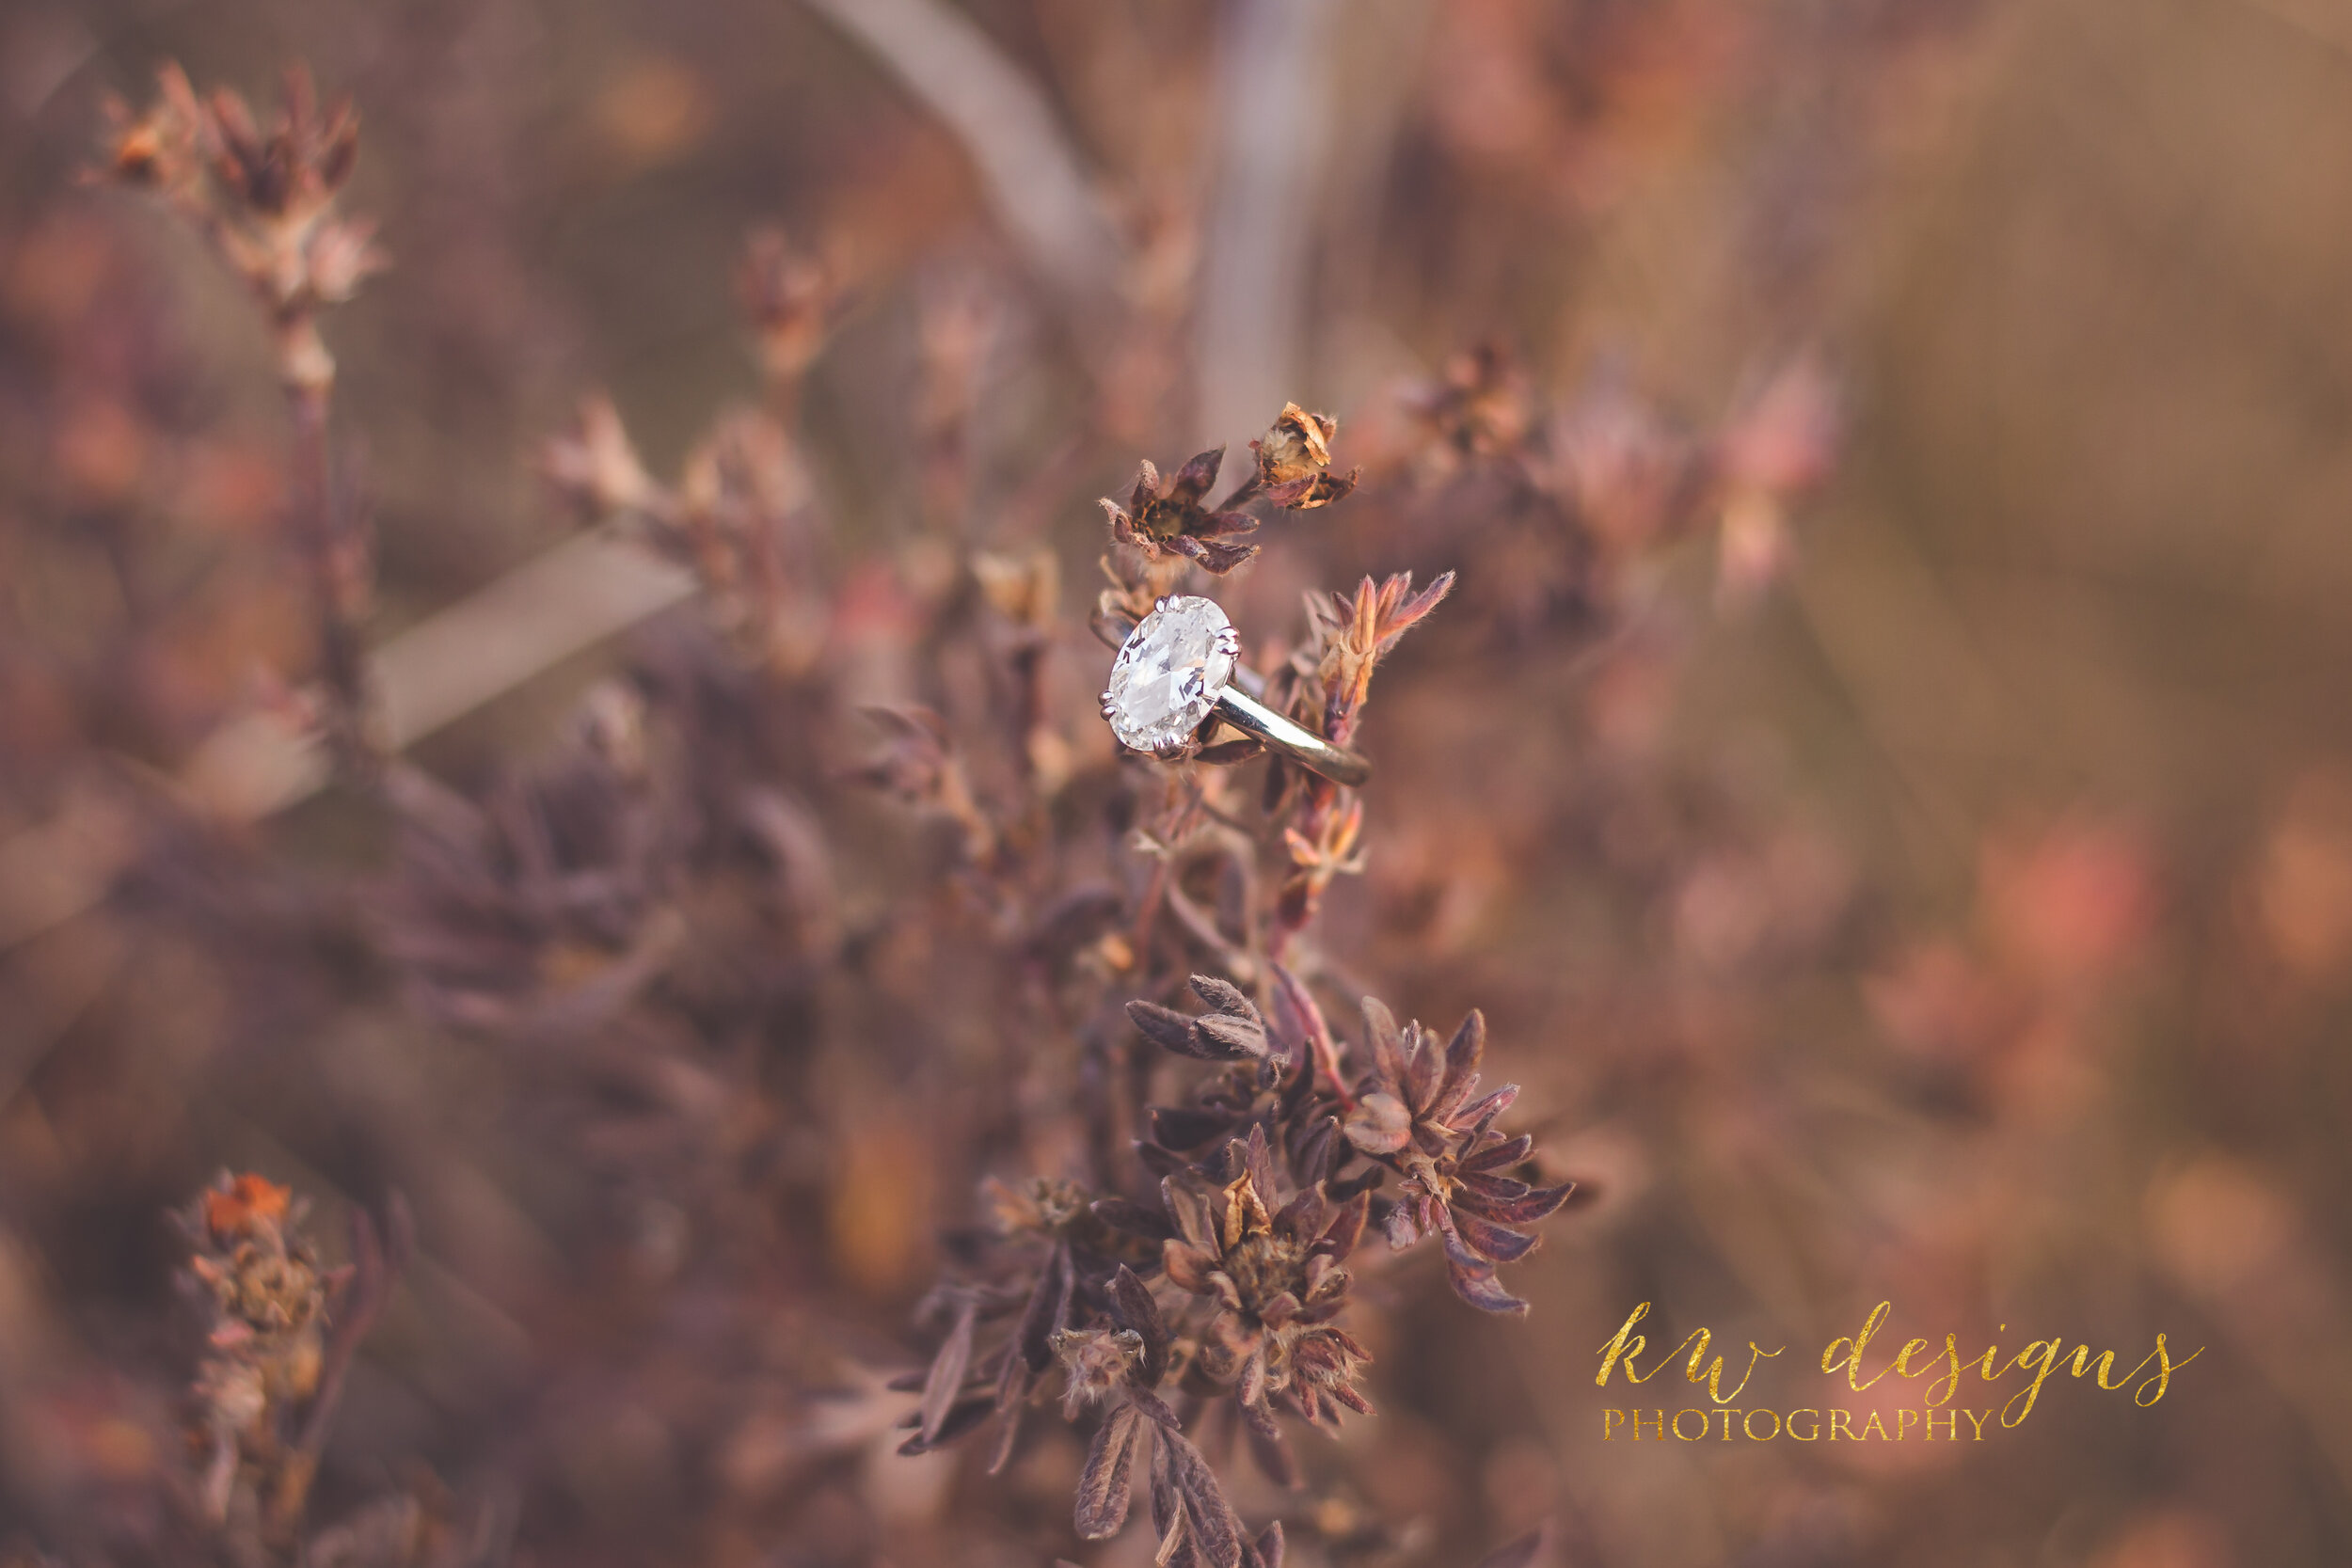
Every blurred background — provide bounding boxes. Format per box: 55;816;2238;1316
3;0;2351;1564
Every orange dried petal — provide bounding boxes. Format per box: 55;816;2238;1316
204;1174;291;1239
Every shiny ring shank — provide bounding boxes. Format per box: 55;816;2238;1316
1211;687;1371;787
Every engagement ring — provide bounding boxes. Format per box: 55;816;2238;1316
1099;595;1370;786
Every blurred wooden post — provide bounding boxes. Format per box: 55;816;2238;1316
0;533;694;951
801;0;1124;317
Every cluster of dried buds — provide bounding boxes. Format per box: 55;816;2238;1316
1009;408;1533;1562
1087;562;1454;958
542;232;837;677
1097;402;1361;595
1089;402;1450;949
1401;343;1534;467
174;1174;411;1547
100;64;384;393
179;1175;329;1529
98;61;387;768
1268;572;1454;938
1395;340;1836;609
734;223;841;396
1338;998;1573;1312
902;974;1570;1560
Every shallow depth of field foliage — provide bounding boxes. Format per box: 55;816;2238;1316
2;2;2350;1566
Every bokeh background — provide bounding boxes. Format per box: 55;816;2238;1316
4;0;2351;1564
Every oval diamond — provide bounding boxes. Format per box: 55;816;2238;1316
1102;595;1239;753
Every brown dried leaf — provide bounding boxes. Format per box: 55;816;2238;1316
1432;1008;1486;1120
1016;1241;1073;1370
1130;999;1207;1054
1168;447;1224;504
1195;1013;1269;1058
1448;1209;1540;1263
1107;1265;1171;1385
1075;1401;1146;1539
1159;1425;1245;1568
1187;974;1256;1018
1438;1215;1530;1315
1359;995;1406;1091
1451;1178;1575;1227
1241;1398;1299;1490
919;1295;977;1441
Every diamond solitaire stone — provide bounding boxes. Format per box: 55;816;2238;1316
1102;595;1240;753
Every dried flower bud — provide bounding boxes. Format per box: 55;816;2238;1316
1252;403;1359;510
302;217;383;304
203;1172;294;1241
1717;356;1838;498
972;548;1059;631
983;1175;1093;1237
96;61;384;391
1407;342;1532;463
1308;570;1455;746
850;706;996;864
543;396;661;520
1050;1325;1146;1417
736;225;837;388
1126;974;1276;1062
100;62;205;196
1100;448;1261;575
